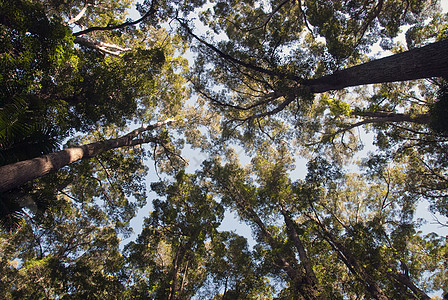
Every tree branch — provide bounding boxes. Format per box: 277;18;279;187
74;36;132;56
178;18;302;82
247;0;292;32
321;112;430;142
296;0;314;37
66;3;90;25
353;0;384;49
73;2;157;36
232;93;296;122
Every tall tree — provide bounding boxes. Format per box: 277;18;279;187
179;0;447;151
203;145;440;299
124;171;225;299
2;1;448;299
0;119;173;193
0;0;191;227
0;190;127;299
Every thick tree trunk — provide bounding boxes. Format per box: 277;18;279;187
352;112;430;124
0;120;172;193
303;39;448;93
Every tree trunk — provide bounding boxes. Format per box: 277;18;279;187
0;119;173;193
352;112;430;124
388;271;431;300
168;244;183;300
310;216;389;300
225;183;324;299
303;39;448;93
281;204;320;288
74;36;131;56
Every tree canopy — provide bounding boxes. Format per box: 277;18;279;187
1;0;448;299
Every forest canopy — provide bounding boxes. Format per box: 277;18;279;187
1;0;448;299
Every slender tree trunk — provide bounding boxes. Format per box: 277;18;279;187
179;260;189;295
168;244;184;300
243;204;301;282
225;183;324;300
281;204;320;287
388;271;431;300
310;216;389;300
303;39;448;93
226;184;305;298
0;119;173;193
74;36;131;56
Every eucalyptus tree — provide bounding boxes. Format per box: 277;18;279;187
203;145;444;299
0;1;194;297
1;1;447;299
200;231;273;299
124;171;225;299
0;188;127;299
0;0;193;228
178;0;447;155
179;0;448;223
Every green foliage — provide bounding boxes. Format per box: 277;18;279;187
125;172;225;298
0;192;127;299
1;0;448;299
0;97;61;166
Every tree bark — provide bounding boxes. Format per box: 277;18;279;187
168;243;184;300
281;204;320;288
303;39;448;93
74;36;131;56
388;270;431;300
310;216;389;300
0;119;173;193
352;112;430;124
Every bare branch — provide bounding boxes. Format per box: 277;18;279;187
58;190;82;203
353;0;384;49
247;0;292;32
66;3;89;25
233;93;296;122
73;2;157;36
199;88;280;112
124;118;175;139
74;36;132;56
178;18;302;82
296;0;314;37
256;118;275;142
389;123;434;136
431;214;448;228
